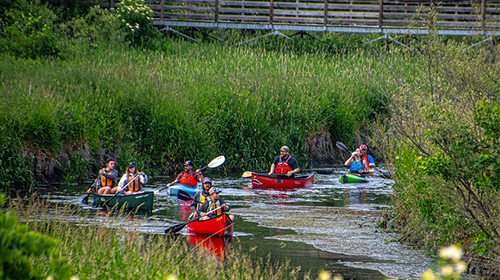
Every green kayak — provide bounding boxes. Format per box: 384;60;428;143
93;191;154;211
339;173;369;184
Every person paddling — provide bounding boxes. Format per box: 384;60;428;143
190;177;212;219
344;148;370;175
87;158;119;195
199;187;234;221
359;144;375;168
114;162;148;195
167;160;203;187
268;146;300;177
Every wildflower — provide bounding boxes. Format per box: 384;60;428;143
318;270;331;280
333;275;343;280
441;265;453;276
439;245;463;262
422;269;435;280
455;261;467;273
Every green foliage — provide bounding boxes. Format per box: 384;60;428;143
0;136;35;192
116;0;160;46
0;194;74;279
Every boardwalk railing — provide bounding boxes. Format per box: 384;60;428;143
79;0;500;36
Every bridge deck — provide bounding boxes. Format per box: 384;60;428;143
80;0;500;36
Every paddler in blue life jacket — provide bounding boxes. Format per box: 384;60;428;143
344;148;370;174
268;146;300;177
199;187;234;221
190;177;212;219
167;160;203;187
87;158;119;195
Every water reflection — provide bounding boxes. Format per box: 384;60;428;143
42;168;433;279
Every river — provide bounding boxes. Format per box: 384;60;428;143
47;167;433;279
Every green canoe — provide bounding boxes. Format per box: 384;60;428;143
339;173;369;184
93;191;154;211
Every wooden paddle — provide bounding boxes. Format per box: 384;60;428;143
242;171;291;178
81;174;101;204
336;141;392;179
164;206;223;235
241;171;254;178
156;155;226;193
101;174;141;207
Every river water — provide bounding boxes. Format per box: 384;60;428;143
47;167;433;280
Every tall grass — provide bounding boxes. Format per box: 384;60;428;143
5;196;302;279
0;39;417;186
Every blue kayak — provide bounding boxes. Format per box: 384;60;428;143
166;183;200;197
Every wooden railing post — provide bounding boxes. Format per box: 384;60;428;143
481;0;486;30
270;0;274;24
215;0;219;22
160;0;164;21
378;0;383;28
324;0;328;26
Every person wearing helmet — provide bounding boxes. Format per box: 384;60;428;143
199;187;234;221
167;160;203;187
268;146;300;177
190;177;213;219
359;144;375;167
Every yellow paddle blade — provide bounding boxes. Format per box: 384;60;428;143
241;171;254;178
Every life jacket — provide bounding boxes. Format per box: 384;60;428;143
207;198;222;216
127;174;140;192
197;192;209;211
180;171;198;187
349;159;365;174
362;154;368;162
276;155;294;175
100;169;115;188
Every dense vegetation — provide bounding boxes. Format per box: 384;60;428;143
1;0;499;277
0;0;391;189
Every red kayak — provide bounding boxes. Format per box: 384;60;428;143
251;173;314;188
187;213;234;237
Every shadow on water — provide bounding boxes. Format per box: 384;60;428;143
44;166;431;279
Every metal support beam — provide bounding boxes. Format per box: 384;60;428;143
159;26;204;44
462;37;492;51
231;31;292;47
365;34;410;49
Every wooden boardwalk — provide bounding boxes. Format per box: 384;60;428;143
80;0;500;36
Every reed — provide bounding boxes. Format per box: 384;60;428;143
0;41;416;186
5;195;302;279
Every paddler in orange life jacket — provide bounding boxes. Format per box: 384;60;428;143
87;158;119;195
114;162;148;195
167;160;203;188
268;146;300;177
199;187;234;221
190;177;213;219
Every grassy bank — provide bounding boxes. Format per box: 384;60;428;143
4;195;303;279
0;33;414;188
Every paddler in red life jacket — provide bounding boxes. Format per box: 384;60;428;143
87;158;119;195
268;146;300;177
199;187;234;221
359;144;375;168
190;177;212;219
167;160;203;188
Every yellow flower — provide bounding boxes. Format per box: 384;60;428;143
422;269;435;280
441;265;453;276
318;270;332;280
333;275;343;280
164;275;177;280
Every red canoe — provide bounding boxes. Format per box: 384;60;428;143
187;214;234;237
251;173;315;188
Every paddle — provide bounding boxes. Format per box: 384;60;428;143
336;141;392;179
241;171;254;178
82;174;101;204
177;190;196;202
164;206;223;235
156;155;226;193
242;171;291;179
101;174;141;207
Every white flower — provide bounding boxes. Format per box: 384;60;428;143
439;245;463;262
441;265;453;276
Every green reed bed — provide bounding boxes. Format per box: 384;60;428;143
5;196;302;280
0;41;418;188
